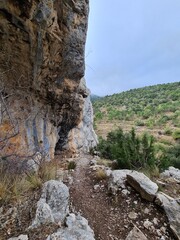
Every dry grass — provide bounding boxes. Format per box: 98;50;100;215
0;159;58;205
141;166;160;180
96;158;112;167
95;168;107;180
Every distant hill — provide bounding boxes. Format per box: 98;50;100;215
90;94;101;102
92;82;180;146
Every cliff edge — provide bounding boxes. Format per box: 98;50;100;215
0;0;97;159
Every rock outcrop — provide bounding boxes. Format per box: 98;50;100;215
0;0;96;159
8;235;28;240
160;167;180;181
30;180;69;228
156;192;180;240
108;169;132;194
47;213;95;240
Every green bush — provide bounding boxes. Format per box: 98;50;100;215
97;128;156;170
159;144;180;170
164;128;172;136
135;120;145;126
172;129;180;141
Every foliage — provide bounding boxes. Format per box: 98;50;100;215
93;82;180;137
159;144;180;170
172;129;180;141
97;128;156;170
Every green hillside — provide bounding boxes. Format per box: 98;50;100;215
93;82;180;145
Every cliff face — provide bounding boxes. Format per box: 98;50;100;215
0;0;97;159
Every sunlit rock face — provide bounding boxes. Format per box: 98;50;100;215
0;0;95;159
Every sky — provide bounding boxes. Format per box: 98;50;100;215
85;0;180;96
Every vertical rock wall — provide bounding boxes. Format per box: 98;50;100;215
0;0;97;159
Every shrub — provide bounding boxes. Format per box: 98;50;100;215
135;120;145;126
97;128;156;170
164;128;172;136
172;129;180;141
159;143;180;170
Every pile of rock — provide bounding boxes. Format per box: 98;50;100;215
108;167;180;240
8;180;95;240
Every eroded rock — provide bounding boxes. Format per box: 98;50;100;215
160;167;180;181
127;172;158;201
8;235;28;240
30;180;69;228
155;192;180;239
108;170;132;194
46;213;95;240
0;0;95;159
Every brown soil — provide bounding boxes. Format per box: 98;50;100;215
69;154;176;240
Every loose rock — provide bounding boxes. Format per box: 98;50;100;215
127;172;158;201
125;226;147;240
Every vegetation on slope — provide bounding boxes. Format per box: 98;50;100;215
92;82;180;171
93;82;180;142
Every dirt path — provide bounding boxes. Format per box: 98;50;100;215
68;154;175;240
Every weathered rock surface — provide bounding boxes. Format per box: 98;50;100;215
125;226;147;240
0;0;96;159
47;213;95;240
156;192;180;240
160;167;180;181
108;169;132;193
63;79;98;153
31;180;69;227
127;172;158;201
8;235;28;240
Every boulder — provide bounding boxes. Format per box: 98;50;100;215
30;180;69;228
155;192;180;240
108;170;132;194
127;172;158;201
46;213;95;240
160;167;180;181
125;226;147;240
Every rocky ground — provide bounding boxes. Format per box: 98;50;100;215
0;154;179;240
68;154;178;240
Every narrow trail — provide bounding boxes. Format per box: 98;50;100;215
68;154;174;240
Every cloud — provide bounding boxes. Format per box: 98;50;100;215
85;0;180;95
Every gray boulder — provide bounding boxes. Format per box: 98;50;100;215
156;192;180;240
46;213;95;240
127;172;158;201
160;167;180;181
30;180;69;227
125;226;147;240
108;170;132;194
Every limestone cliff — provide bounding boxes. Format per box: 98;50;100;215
0;0;97;159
